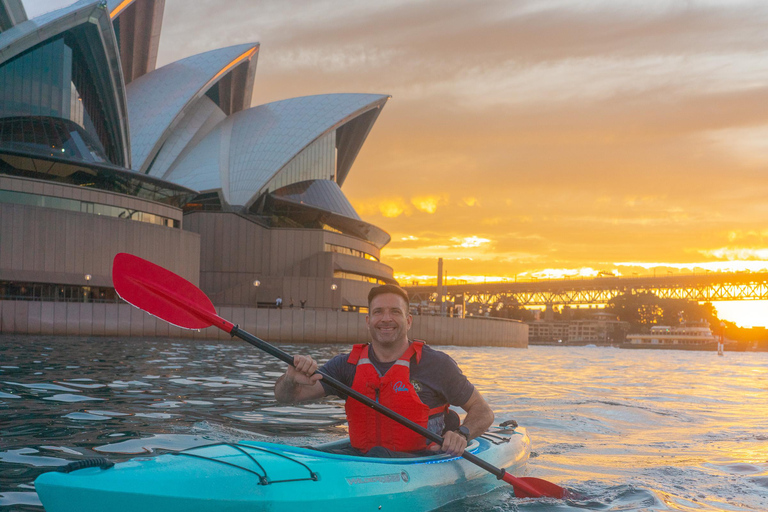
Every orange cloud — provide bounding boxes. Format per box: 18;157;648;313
411;195;441;213
378;198;410;218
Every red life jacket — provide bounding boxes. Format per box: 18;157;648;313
345;341;448;453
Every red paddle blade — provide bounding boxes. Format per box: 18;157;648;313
502;473;567;499
112;253;219;330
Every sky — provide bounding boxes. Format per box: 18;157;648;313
24;0;768;327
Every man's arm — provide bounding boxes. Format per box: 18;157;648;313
457;388;495;438
438;388;495;456
274;355;326;404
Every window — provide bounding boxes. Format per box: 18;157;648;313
333;271;386;285
0;188;180;228
325;243;379;262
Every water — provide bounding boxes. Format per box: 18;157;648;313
1;335;766;511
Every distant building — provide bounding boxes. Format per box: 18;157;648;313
527;312;628;345
0;0;394;312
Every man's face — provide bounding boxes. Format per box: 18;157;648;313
366;293;412;347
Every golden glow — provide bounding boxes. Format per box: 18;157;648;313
223;0;768;330
712;300;768;328
378;199;407;218
614;261;768;273
453;236;490;248
394;269;768;327
411;196;440;214
204;47;258;90
109;0;134;19
701;247;768;260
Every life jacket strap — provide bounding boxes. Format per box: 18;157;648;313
428;403;450;417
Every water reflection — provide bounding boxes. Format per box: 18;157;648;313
1;336;767;511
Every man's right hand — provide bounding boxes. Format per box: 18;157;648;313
274;355;325;403
286;355;323;386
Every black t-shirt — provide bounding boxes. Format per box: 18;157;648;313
319;343;475;409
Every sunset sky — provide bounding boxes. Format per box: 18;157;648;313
28;0;768;326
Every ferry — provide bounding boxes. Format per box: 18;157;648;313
621;322;719;351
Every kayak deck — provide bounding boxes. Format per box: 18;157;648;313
35;426;530;512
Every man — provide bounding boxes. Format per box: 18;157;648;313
275;284;494;457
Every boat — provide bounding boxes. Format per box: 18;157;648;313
35;425;530;512
621;321;719;351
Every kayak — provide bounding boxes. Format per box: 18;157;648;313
35;425;530;512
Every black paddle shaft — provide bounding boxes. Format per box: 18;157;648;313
230;326;508;480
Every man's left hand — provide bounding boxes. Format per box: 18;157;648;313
430;430;467;456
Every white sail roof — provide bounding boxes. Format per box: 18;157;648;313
164;93;388;207
126;42;258;172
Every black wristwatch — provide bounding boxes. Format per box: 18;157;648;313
455;425;470;441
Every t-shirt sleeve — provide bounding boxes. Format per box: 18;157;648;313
415;347;475;408
319;353;354;398
438;352;475;407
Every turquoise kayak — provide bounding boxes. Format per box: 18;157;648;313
35;425;530;512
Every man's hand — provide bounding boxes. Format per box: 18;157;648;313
432;429;468;456
287;355;323;385
274;355;325;403
428;388;494;456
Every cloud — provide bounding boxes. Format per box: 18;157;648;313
411;195;442;214
700;248;768;260
452;236;491;248
377;198;410;218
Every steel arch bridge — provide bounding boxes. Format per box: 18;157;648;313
403;272;768;307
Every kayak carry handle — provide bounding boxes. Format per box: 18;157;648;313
55;458;115;473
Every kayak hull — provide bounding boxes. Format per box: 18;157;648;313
35;426;530;512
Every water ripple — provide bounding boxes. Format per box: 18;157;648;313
1;337;767;511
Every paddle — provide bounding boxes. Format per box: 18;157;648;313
111;252;570;499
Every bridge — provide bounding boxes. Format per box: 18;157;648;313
403;272;768;307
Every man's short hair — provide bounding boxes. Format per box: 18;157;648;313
367;284;409;309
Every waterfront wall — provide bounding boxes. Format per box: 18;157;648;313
0;301;528;348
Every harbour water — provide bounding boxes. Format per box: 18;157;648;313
1;334;766;511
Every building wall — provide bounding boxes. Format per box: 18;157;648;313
528;317;627;344
0;301;528;348
184;211;393;308
0;175;200;287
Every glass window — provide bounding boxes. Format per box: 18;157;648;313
0;187;180;228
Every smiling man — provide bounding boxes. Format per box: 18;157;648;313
275;284;494;457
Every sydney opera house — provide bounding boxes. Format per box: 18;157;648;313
0;0;525;346
0;0;396;313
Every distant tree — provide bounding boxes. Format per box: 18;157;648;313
607;291;657;330
638;303;664;326
491;301;536;321
607;292;721;333
658;299;718;327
